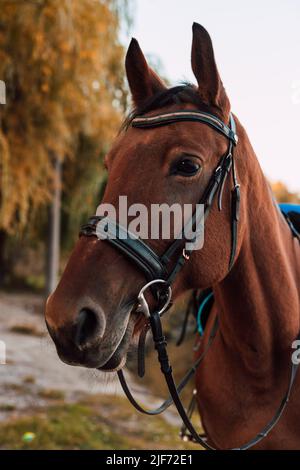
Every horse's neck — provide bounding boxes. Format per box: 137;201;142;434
215;146;300;376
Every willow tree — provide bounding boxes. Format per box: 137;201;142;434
0;0;130;289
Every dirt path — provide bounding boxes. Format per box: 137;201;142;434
0;292;180;426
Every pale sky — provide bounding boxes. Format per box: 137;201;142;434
124;0;300;192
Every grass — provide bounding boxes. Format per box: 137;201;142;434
0;291;203;450
38;389;65;400
10;324;45;337
0;404;16;411
3;275;45;294
0;404;123;450
0;395;201;450
23;376;36;384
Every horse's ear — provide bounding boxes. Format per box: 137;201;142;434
191;23;230;116
125;38;166;107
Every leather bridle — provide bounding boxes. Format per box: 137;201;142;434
80;110;240;283
79;109;300;450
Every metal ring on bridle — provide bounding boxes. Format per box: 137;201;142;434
137;279;172;318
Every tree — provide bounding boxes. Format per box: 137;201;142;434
0;0;131;289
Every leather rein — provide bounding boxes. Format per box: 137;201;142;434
79;109;300;450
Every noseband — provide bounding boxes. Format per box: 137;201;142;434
79;109;300;450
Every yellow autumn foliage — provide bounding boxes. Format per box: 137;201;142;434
271;181;300;204
0;0;130;233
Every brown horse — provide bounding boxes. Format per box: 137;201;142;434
45;23;300;449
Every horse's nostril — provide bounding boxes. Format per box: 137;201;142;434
74;308;104;349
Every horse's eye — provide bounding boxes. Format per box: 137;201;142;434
172;158;201;177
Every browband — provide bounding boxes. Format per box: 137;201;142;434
132;110;238;146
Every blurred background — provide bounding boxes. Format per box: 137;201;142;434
0;0;299;450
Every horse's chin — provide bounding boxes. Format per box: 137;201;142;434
98;355;127;373
97;310;137;372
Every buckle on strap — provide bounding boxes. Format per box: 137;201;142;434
137;279;172;318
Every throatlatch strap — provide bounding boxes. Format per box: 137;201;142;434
229;183;240;270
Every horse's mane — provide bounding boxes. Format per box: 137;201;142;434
121;83;221;132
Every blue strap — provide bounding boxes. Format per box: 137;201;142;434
279;203;300;215
197;291;214;336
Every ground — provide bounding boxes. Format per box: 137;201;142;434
0;292;202;450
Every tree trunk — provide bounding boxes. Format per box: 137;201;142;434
45;157;62;297
0;81;7;287
0;230;7;287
